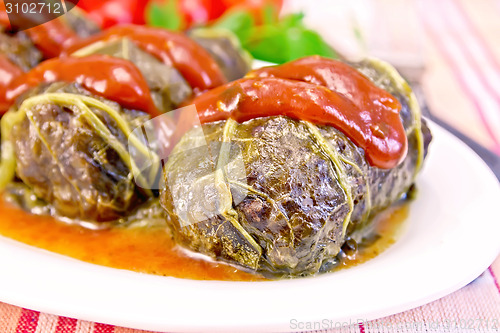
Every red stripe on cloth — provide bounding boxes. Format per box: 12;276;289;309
488;266;500;294
93;322;115;333
358;322;365;333
55;316;78;333
454;0;500;78
441;0;500;114
419;0;500;153
15;308;40;333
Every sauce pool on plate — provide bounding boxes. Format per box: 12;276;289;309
0;198;408;281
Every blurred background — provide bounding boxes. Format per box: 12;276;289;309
282;0;500;157
285;0;500;156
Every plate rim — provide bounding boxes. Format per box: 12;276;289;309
0;121;499;332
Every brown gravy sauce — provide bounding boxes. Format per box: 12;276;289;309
0;198;408;281
337;202;409;270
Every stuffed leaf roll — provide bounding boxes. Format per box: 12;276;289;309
2;83;153;222
160;57;432;277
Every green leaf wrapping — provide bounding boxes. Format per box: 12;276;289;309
70;38;192;113
188;28;253;82
160;59;432;277
60;7;101;38
3;83;154;222
0;31;42;71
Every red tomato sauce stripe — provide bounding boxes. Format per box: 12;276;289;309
189;58;407;169
1;55;162;117
25;20;79;59
0;55;23;112
63;24;227;91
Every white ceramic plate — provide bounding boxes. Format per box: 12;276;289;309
0;121;499;333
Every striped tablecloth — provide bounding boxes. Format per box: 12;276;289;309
1;0;500;332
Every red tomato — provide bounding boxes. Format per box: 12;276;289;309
180;0;224;25
222;0;282;9
148;0;228;29
0;1;11;29
77;0;147;28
